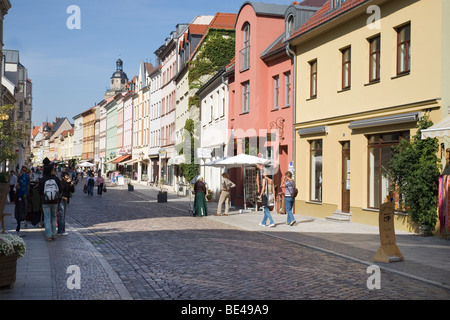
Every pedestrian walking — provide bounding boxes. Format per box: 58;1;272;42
259;169;275;227
58;172;75;236
85;173;95;196
216;172;236;216
96;173;105;196
14;166;30;234
9;170;17;203
193;176;208;217
281;171;296;226
38;160;62;241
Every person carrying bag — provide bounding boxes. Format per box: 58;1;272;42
258;169;275;228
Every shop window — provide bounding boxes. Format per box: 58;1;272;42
367;131;409;209
310;139;322;202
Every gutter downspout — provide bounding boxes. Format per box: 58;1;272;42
286;42;296;175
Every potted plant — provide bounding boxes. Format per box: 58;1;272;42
0;234;26;288
157;179;167;203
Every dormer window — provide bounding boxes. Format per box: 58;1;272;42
286;14;295;38
330;0;347;10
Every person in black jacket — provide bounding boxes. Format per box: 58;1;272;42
58;172;75;236
38;160;62;241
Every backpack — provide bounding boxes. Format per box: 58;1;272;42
44;178;60;201
288;181;298;198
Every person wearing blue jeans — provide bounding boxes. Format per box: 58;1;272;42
38;158;62;241
42;203;58;240
281;171;296;226
58;172;74;235
259;170;275;228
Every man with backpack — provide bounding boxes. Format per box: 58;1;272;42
38;158;62;241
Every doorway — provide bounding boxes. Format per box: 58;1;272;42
341;141;350;213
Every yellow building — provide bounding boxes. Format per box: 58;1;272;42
82;107;96;162
289;0;450;232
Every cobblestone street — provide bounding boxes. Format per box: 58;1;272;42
42;181;449;301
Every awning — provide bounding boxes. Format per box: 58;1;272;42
105;156;122;164
121;158;139;165
114;154;131;164
348;112;419;130
297;126;328;136
168;155;185;165
421;115;450;139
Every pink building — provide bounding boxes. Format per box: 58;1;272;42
229;1;323;210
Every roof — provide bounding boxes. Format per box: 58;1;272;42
289;0;370;41
208;12;237;29
238;1;290;18
261;0;326;60
188;24;209;35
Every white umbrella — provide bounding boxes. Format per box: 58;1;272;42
77;162;95;167
203;154;271;211
204;153;270;168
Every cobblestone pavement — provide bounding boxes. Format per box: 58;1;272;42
51;181;449;300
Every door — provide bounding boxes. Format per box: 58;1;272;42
341;141;350;213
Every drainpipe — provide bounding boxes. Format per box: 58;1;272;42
286;42;296;175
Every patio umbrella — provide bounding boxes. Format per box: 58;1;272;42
77;162;95;168
203;154;271;211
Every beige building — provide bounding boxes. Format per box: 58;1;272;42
289;0;450;232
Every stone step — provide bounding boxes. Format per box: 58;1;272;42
325;211;351;223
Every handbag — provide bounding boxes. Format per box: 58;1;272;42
83;184;87;193
103;186;107;192
261;194;268;206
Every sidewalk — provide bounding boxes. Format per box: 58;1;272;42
1;181;449;300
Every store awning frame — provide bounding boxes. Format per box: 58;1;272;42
114;154;132;164
348;112;419;130
421;115;450;140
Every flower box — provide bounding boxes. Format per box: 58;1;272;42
0;253;18;288
0;234;26;289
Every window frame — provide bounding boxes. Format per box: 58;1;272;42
273;75;279;110
242;81;250;113
309;59;317;99
367;131;409;210
310;139;323;202
341;46;351;90
284;71;291;108
396;23;411;75
369;35;381;82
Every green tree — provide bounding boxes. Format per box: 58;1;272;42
0;104;23;182
387;115;441;235
179;119;199;183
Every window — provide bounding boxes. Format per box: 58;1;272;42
273;76;279;110
341;47;351;89
286;15;294;37
397;23;410;75
330;0;346;10
368;131;409;209
310;140;322;202
309;60;317;98
240;23;250;72
242;81;250;113
285;72;291;107
369;35;381;82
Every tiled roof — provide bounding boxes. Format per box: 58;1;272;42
208;12;237;29
189;24;209;35
290;0;369;40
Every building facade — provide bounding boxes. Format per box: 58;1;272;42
289;0;449;232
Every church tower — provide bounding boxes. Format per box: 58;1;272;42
105;58;129;99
